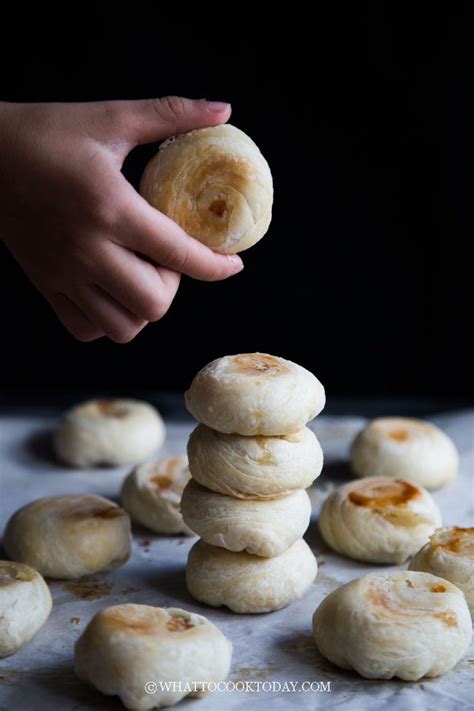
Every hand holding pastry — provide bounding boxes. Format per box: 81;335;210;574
0;97;243;342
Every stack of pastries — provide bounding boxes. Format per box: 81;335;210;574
181;352;325;613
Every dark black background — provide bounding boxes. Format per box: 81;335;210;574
0;4;471;401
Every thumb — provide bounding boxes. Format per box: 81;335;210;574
105;96;231;147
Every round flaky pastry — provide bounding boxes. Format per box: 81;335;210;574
350;417;459;489
409;527;474;615
54;398;166;468
187;424;323;499
3;495;132;579
186;539;317;613
185;353;325;436
140;123;273;254
121;455;193;535
181;480;311;557
319;477;442;564
0;561;52;657
75;604;232;709
313;571;472;680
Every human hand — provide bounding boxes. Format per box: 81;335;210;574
0;97;243;342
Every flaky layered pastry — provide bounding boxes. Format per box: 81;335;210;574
313;571;472;680
121;455;193;535
75;604;232;709
410;526;474;614
0;561;52;657
54;398;166;468
3;495;132;579
140;124;273;254
350;417;458;489
187;424;322;499
319;477;442;564
185;353;325;436
186;539;317;613
181;480;311;557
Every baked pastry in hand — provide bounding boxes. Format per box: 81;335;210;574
187;424;323;499
54;398;165;468
350;417;458;489
75;604;232;709
185;353;325;436
409;526;474;614
140;124;273;254
312;571;472;680
181;480;311;557
0;561;52;657
121;455;193;535
3;495;132;579
318;477;442;564
186;539;317;613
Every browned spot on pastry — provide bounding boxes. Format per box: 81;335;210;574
93;506;126;519
194;155;249;197
64;579;112;600
96;400;129;418
349;480;420;509
150;475;172;489
70;617;81;624
165;456;184;471
148;456;185;490
430;584;447;593
166;615;195;632
389;429;409;442
367;586;391;609
107;613;151;634
104;607;160;636
0;561;35;585
68;498;126;520
372;418;432;436
199;152;246;173
209;199;228;218
435;527;474;554
434;609;458;627
184;154;250;243
367;582;453;624
97;399;117;412
233;354;288;376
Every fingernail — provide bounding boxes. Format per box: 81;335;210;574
226;254;244;274
207;101;231;113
